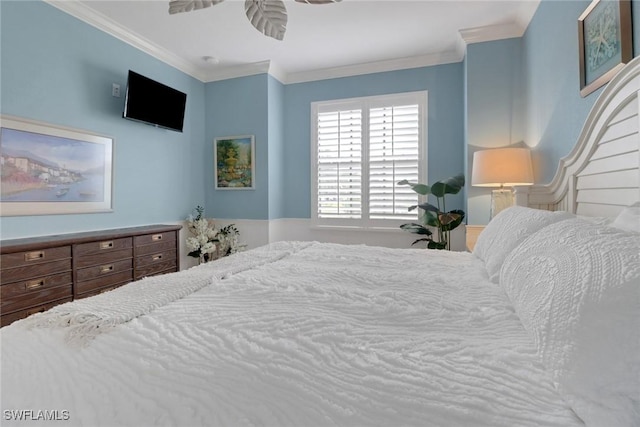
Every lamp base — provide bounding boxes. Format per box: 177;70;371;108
491;189;514;218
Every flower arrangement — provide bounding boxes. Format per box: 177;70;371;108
185;206;244;262
216;224;244;257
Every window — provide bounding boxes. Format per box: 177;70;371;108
311;91;427;228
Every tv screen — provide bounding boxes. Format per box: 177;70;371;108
123;70;187;132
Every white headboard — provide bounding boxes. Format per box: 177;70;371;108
516;56;640;217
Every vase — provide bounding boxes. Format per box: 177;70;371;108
198;253;210;264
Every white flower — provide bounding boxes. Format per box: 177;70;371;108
186;237;200;252
201;241;216;254
207;227;219;240
186;207;244;260
197;234;208;246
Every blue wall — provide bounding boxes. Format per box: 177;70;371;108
267;76;286;219
282;64;465;219
465;38;524;225
523;0;640;182
204;74;269;220
466;0;639;225
3;0;638;238
0;1;206;240
204;64;466;220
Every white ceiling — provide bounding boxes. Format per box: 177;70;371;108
46;0;540;83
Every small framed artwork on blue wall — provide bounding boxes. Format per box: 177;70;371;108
0;115;113;216
214;135;255;190
578;0;633;97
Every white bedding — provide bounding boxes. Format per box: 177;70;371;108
1;242;582;426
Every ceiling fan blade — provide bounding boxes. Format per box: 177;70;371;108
168;0;224;15
244;0;288;41
294;0;341;3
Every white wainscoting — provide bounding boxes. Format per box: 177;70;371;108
178;219;467;270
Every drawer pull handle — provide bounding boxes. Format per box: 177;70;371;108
152;234;163;241
100;264;114;274
152;254;163;261
100;241;114;250
24;251;45;262
25;280;45;290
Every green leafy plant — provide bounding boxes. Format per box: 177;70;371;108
398;174;465;250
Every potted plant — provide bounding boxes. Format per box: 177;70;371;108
398;174;465;250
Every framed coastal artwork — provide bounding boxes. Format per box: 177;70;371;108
578;0;633;97
0;115;113;216
214;135;255;190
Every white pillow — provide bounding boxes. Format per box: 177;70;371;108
472;206;573;283
611;202;640;233
500;219;640;427
576;214;611;226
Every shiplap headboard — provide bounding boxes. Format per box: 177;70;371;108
516;56;640;217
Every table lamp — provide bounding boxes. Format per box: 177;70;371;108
472;147;534;218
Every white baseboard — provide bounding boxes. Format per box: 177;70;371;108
179;218;467;269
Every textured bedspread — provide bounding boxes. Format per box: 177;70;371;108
0;242;583;426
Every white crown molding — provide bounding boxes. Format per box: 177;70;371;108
459;22;524;46
45;0;540;85
458;0;539;48
280;51;464;85
203;60;272;82
454;34;468;62
266;61;288;85
43;0;208;82
515;0;541;35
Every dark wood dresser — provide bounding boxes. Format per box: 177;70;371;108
1;224;181;327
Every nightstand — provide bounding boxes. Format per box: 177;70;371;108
466;225;485;252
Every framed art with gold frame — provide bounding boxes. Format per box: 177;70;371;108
0;115;114;216
213;135;255;190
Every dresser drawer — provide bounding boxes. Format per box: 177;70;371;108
136;249;177;268
134;231;176;247
135;239;178;256
1;246;71;270
1;259;72;285
74;237;132;257
1;297;72;327
0;224;181;327
76;270;132;296
135;263;177;280
135;249;177;279
1;284;72;315
75;248;133;269
1;272;72;300
76;259;133;282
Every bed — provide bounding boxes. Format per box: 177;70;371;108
1;57;638;427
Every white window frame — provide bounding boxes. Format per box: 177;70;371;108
310;91;428;229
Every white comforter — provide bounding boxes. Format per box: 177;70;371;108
0;242;582;426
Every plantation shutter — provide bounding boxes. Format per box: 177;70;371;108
312;91;426;227
316;109;362;219
369;104;420;220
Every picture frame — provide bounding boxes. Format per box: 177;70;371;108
578;0;633;97
0;115;113;216
214;135;255;190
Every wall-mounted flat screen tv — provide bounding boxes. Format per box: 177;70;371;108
123;70;187;133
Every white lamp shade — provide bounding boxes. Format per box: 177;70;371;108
472;147;534;187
